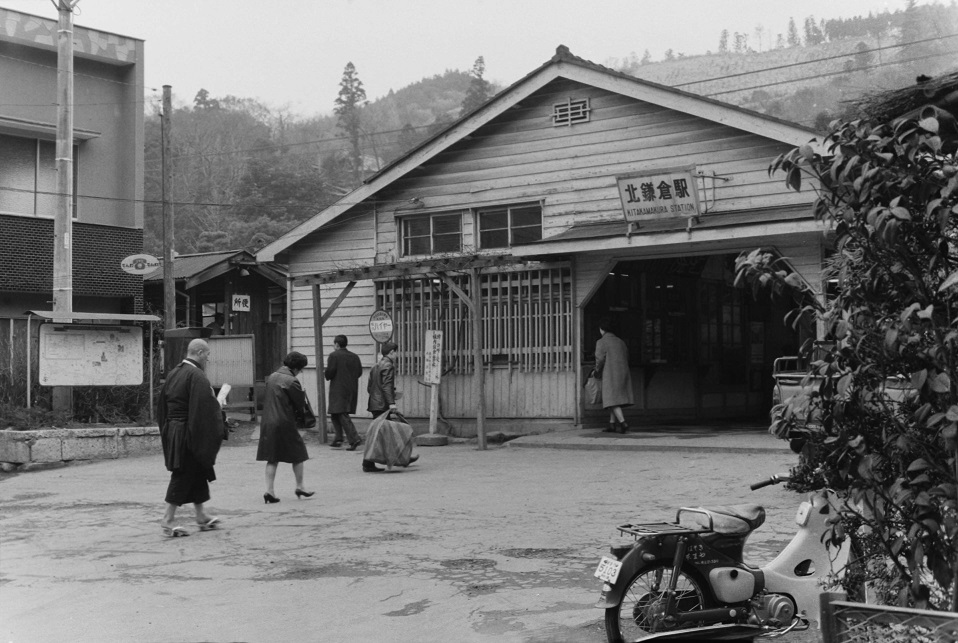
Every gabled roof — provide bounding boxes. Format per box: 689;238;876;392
257;45;820;263
144;249;286;290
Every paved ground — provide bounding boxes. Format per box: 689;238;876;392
1;425;822;643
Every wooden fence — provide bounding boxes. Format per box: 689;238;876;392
0;317;41;407
820;593;958;642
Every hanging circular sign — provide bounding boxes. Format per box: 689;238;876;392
120;253;161;275
368;310;394;343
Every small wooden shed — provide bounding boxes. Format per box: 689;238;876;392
143;249;287;381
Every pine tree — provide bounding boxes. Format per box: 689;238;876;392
718;29;729;53
334;61;368;187
459;56;491;118
787;17;800;46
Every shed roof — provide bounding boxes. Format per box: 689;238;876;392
144;250;287;290
143;250;241;282
256;45;820;264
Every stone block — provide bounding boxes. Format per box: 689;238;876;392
62;429;118;461
0;431;34;464
118;426;162;457
30;436;63;462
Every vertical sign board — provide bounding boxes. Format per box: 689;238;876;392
616;169;701;222
39;324;143;385
424;330;443;384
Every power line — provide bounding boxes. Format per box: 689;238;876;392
137;35;958;165
672;32;958;88
703;49;957;98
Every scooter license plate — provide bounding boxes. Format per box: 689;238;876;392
594;556;622;583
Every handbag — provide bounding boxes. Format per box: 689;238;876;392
301;396;317;429
585;371;602;406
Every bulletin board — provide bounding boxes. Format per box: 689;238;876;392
38;324;143;386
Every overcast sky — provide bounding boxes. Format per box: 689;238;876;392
4;0;903;117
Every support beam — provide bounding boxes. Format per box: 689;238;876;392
471;268;486;450
311;284;327;441
309;281;357;443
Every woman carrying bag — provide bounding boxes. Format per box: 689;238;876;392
363;342;419;472
256;352;315;501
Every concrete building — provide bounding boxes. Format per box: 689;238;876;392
0;6;145;316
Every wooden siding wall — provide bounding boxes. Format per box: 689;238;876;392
375;79;813;247
288;208;378;413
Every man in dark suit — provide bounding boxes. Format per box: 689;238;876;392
324;334;363;450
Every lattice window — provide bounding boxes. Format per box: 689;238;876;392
400;212;462;256
477;204;542;249
552;97;591;126
375;266;573;375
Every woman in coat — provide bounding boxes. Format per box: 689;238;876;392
257;352;314;503
594;317;634;433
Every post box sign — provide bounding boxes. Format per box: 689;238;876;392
232;294;251;312
369;310;394;343
616;170;701;222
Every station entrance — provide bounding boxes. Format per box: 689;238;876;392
582;253;807;424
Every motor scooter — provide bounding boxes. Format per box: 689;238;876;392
594;474;852;642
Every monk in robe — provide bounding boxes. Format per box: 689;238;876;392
157;338;226;537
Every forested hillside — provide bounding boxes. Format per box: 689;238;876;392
142;1;957;258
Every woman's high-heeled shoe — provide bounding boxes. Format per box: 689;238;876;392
617;422;629;434
603;422;617;433
263;492;280;504
295;489;315;499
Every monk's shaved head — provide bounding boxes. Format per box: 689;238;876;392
187;339;211;368
187;339;209;356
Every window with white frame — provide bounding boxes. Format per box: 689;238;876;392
477;204;542;249
0;133;78;217
401;212;462;256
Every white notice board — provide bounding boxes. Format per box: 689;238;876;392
206;334;256;387
39;324;143;386
423;330;443;385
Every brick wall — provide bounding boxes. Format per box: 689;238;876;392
0;215;143;312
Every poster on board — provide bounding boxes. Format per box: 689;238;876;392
39;324;143;386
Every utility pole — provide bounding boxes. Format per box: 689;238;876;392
52;0;79;414
161;86;175;332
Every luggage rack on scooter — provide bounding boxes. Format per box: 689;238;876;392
616;521;712;539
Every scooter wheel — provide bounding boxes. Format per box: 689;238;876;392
604;564;708;643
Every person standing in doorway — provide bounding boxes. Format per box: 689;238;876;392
158;338;226;537
257;351;314;503
594;317;634;433
325;335;363;450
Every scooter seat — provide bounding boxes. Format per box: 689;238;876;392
694;504;766;534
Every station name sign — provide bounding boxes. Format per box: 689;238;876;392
616;169;701;222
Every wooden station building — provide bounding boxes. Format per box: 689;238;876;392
256;46;824;435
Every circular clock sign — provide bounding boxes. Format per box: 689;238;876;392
368;310;394;343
